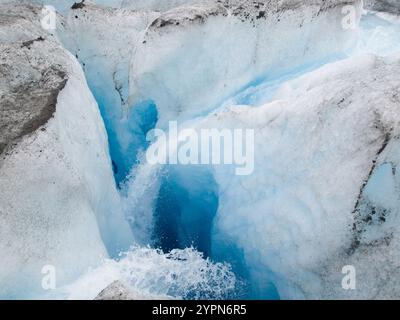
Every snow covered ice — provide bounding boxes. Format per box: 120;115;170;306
1;0;400;300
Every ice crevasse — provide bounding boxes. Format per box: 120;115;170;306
1;0;400;300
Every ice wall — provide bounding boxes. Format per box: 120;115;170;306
128;0;363;128
126;52;400;299
94;0;203;11
0;4;133;298
2;0;400;300
365;0;400;14
208;53;400;299
2;0;205;15
60;0;362;184
58;4;160;183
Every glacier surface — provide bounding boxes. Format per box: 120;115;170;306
0;3;133;298
1;0;400;300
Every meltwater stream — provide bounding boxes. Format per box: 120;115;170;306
62;12;400;300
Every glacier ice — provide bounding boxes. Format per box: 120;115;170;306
19;0;203;15
120;9;400;299
123;52;400;299
57;0;364;184
58;3;160;184
365;0;400;14
128;0;363;129
2;0;400;300
0;3;134;299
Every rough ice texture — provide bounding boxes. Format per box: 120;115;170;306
129;52;400;299
57;3;161;183
0;0;212;15
49;0;363;183
210;53;400;299
2;0;400;301
95;281;136;300
95;280;173;300
59;0;362;184
94;0;203;11
0;3;65;154
128;0;362;128
0;45;67;154
0;3;133;298
56;0;397;300
365;0;400;14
